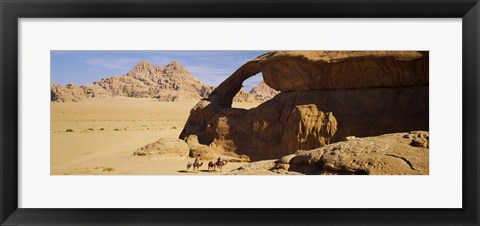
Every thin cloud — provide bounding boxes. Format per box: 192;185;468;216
184;65;235;85
145;56;177;66
85;58;139;72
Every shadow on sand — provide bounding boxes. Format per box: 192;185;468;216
176;170;218;173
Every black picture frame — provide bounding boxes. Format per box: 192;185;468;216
1;0;479;225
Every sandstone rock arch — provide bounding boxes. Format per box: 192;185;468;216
180;51;429;160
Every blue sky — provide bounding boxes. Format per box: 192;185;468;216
51;50;269;92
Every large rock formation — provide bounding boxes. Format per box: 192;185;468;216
51;60;277;103
50;83;89;102
51;61;214;102
180;51;429;160
228;131;429;175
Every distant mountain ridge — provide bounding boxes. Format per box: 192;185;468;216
249;80;280;102
51;60;279;103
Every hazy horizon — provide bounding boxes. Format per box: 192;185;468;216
51;50;269;92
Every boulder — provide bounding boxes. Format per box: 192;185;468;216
133;138;189;157
228;131;429;175
296;131;429;175
405;131;430;148
275;154;297;164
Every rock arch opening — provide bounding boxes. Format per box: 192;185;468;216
207;60;261;108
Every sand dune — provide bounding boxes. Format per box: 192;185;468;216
51;97;257;175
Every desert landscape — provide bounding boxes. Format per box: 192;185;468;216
51;51;429;175
51;97;257;175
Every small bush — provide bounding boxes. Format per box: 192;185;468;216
103;167;115;172
66;129;74;132
100;128;105;131
114;128;120;131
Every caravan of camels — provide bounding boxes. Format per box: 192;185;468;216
186;157;227;174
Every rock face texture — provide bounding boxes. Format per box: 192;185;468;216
51;60;276;103
180;51;429;161
227;160;304;175
184;135;250;162
228;131;429;175
260;51;428;92
50;83;89;102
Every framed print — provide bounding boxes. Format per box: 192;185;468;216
1;0;479;225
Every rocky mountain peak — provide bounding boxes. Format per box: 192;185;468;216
132;60;157;74
163;60;188;75
165;60;182;68
250;80;279;95
52;59;276;103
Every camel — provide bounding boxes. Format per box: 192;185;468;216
215;159;228;172
208;161;216;172
193;161;203;174
186;162;192;173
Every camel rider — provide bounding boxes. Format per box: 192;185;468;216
194;157;200;165
217;157;224;165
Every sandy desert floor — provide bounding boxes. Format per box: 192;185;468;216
51;97;259;175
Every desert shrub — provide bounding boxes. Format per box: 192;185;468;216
103;167;115;172
66;129;74;132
